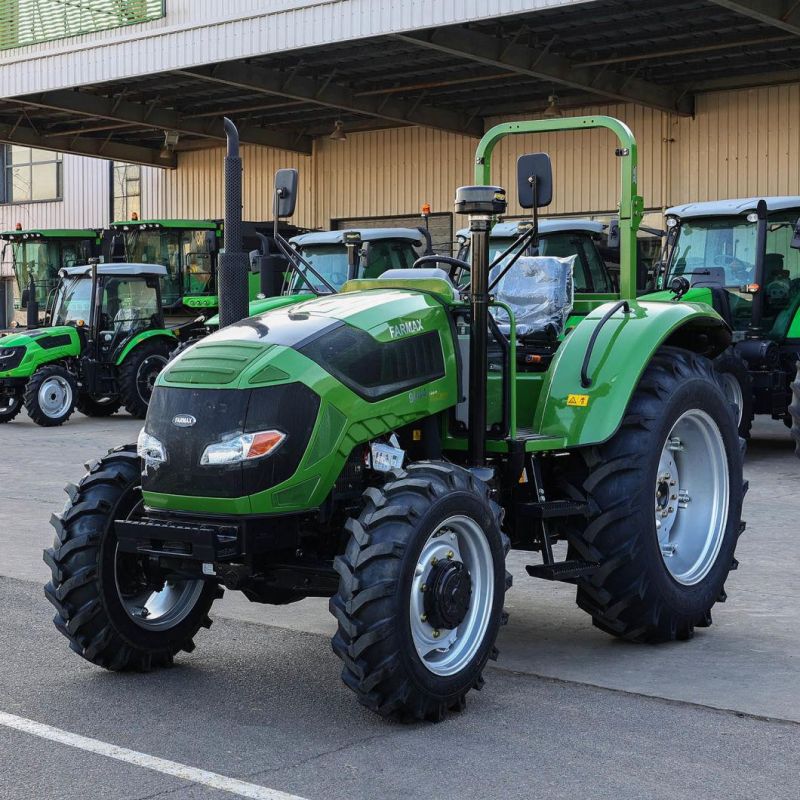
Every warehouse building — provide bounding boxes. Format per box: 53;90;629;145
2;0;800;283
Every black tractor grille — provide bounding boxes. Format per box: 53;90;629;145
0;346;25;372
143;383;320;498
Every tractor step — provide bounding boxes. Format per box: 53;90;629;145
516;499;590;520
526;560;599;581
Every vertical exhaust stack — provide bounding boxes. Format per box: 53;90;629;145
218;118;250;328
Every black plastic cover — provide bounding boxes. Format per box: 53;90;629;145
143;383;319;498
0;346;25;371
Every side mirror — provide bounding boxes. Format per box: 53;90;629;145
607;218;621;249
274;169;299;218
791;217;800;251
517;153;553;209
110;233;125;262
20;288;29;309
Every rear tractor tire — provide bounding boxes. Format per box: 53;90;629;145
43;446;221;671
713;348;754;439
557;347;745;643
0;391;23;423
330;461;511;721
24;364;77;427
119;340;172;419
790;360;800;458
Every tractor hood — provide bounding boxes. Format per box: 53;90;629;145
0;327;81;378
144;287;458;514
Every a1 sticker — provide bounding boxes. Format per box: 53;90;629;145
567;394;590;408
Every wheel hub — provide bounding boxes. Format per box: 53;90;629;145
424;560;472;630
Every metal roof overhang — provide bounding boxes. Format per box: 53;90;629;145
2;0;800;168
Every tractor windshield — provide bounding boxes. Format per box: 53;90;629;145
668;217;758;287
668;213;800;336
124;228;212;307
52;277;93;327
288;239;418;293
99;277;160;336
10;239;85;306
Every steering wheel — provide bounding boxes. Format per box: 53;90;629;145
412;255;470;281
712;252;751;282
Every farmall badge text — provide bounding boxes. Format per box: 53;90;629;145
389;319;423;339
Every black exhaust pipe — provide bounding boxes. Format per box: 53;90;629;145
218;118;250;328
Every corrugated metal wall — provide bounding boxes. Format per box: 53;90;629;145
0;152;109;231
4;83;800;236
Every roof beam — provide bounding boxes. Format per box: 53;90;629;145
395;28;695;116
11;88;313;154
177;63;484;137
707;1;800;36
0;121;176;168
692;66;800;91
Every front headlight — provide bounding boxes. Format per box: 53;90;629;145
137;428;167;464
200;430;286;466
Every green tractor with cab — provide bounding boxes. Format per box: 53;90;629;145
643;197;800;437
0;227;103;324
43;116;746;721
0;262;198;425
109;217;303;316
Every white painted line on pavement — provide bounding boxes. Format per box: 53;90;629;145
0;711;309;800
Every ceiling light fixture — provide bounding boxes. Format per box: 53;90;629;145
160;130;180;159
329;120;347;142
542;94;563;119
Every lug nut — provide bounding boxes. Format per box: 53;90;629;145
420;584;427;592
432;630;441;639
446;550;454;560
420;614;427;622
430;556;438;566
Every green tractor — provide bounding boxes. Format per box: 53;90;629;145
0;227;103;324
44;116;745;721
0;262;196;425
109;217;303;316
792;364;800;455
643;197;800;437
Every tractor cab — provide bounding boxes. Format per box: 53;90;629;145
52;264;166;363
657;197;800;340
109;218;303;315
0;228;101;313
286;228;432;294
456;219;614;294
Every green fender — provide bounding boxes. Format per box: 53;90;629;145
204;294;307;328
534;300;731;447
0;326;81;379
115;329;176;365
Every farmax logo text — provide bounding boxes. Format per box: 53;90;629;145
389;319;423;339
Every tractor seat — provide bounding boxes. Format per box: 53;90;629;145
490;255;576;372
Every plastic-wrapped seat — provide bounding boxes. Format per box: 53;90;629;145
489;255;576;371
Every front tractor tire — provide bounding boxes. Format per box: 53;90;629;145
24;364;77;427
43;446;221;671
119;340;172;419
331;462;511;722
558;347;744;643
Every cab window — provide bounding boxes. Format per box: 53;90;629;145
102;277;159;333
362;239;416;278
764;214;800;338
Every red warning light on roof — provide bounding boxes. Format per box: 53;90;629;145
421;203;431;216
15;222;22;231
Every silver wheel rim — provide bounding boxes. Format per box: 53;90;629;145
655;409;730;585
718;373;744;426
409;514;494;677
38;375;73;418
114;544;206;631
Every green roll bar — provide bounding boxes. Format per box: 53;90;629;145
474;115;644;301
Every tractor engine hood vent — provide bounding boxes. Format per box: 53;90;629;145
142;383;319;498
